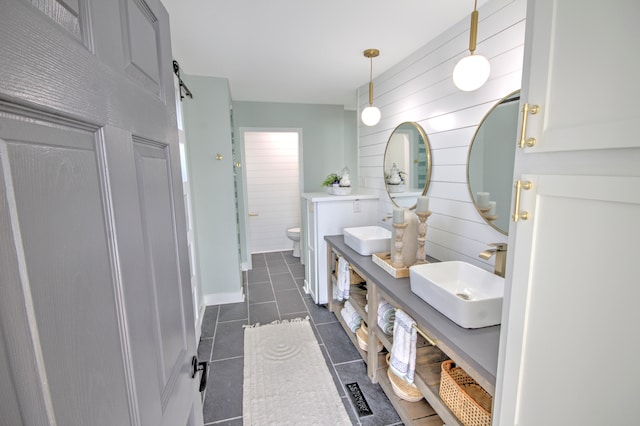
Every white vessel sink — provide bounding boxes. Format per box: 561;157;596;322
409;261;504;329
343;226;391;256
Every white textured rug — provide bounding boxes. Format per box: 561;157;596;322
243;318;351;425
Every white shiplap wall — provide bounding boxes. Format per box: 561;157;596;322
358;0;525;271
244;131;300;253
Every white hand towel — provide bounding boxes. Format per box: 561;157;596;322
336;257;350;301
389;309;417;384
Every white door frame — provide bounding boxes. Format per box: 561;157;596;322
237;127;304;270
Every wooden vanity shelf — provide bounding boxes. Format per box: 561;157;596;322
376;359;443;426
326;236;500;426
333;256;366;285
348;286;368;313
332;285;374;361
376;323;464;425
374;291;467;426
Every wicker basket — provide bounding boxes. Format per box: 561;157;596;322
355;323;383;353
439;360;492;426
335;259;365;284
385;353;423;402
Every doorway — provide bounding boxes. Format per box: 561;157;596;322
242;130;302;256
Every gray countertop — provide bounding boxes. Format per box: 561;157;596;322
325;234;500;391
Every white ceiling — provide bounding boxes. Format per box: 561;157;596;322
160;0;489;110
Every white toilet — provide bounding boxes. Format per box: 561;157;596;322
286;227;301;258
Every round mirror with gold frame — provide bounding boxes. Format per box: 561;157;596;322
383;122;432;208
467;90;520;235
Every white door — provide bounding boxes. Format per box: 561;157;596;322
244;131;300;253
494;1;640;425
0;1;202;426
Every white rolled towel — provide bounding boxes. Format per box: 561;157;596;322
340;303;361;333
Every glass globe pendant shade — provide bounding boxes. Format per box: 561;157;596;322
361;106;381;126
453;54;490;91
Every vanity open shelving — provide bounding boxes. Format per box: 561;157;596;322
330;265;442;425
326;235;500;426
332;285;368;361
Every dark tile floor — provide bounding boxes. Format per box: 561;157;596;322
197;250;402;425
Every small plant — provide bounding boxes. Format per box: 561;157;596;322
322;173;341;187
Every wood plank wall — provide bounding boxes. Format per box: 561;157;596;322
357;0;525;269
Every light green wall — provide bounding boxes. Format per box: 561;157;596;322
232;101;357;192
183;92;357;287
182;75;242;303
343;110;358;185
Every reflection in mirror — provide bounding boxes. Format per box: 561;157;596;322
467;90;520;235
383;122;431;208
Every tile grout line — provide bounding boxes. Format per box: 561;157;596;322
207;251;400;425
277;255;361;424
271;251;359;422
248;255;267;324
316;319;363;425
208;354;244;363
288;259;310;302
273;262;306;316
305;307;356;417
332;358;367;367
264;255;283;321
204;414;242;425
199;306;219;403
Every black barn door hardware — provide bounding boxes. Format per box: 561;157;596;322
173;60;193;101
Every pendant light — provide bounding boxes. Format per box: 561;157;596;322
453;0;490;91
361;49;381;126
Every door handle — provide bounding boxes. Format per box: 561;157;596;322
511;180;532;222
248;212;259;217
518;103;539;148
191;355;208;392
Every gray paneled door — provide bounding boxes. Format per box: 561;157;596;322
0;1;203;426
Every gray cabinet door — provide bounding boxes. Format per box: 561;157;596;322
0;1;202;425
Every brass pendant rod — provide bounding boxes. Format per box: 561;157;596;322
363;49;380;107
469;0;479;54
369;62;374;106
469;10;479;53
